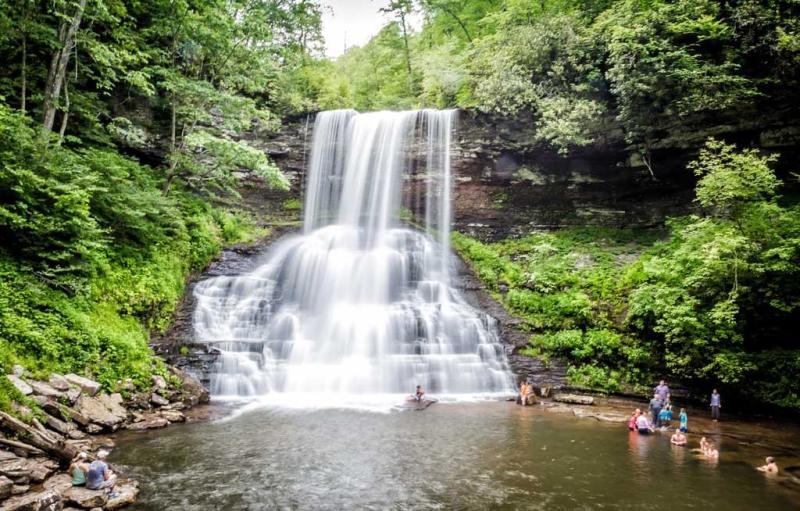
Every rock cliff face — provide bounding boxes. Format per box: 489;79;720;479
259;110;700;241
259;109;800;241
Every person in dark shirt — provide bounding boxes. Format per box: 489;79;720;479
86;450;116;491
649;393;663;427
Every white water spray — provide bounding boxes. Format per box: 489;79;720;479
192;110;514;408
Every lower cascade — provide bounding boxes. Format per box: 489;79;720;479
192;109;514;407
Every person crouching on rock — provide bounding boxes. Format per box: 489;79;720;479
70;451;90;487
415;385;425;402
87;450;117;493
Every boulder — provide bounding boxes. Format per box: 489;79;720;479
11;366;25;378
64;375;100;397
5;376;32;396
63;486;107;509
95;395;126;420
0;489;61;511
151;375;167;391
552;393;595;405
26;381;62;399
74;396;125;431
11;485;28;496
0;475;12;500
85;425;103;435
124;416;168;431
47;375;70;392
105;480;139;510
173;369;210;406
149;393;168;407
160;410;185;423
42;414;72;437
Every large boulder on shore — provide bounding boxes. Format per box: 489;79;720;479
74;395;126;430
552;393;595;405
47;375;71;392
125;415;168;431
169;368;209;406
64;375;101;397
62;486;107;509
105;480;139;510
26;381;62;399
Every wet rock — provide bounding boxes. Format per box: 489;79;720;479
0;475;12;500
170;368;210;406
64;375;101;397
149;393;168;407
125;416;168;431
572;409;628;423
75;396;126;431
553;394;595;405
26;381;62;399
0;488;61;511
5;376;32;396
105;480;139;510
85;425;103;435
63;486;107;509
159;410;185;423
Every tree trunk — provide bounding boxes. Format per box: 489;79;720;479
57;79;70;144
21;35;27;113
0;411;77;464
42;0;87;135
399;12;413;94
439;5;472;42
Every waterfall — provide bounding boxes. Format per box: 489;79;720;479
192;109;514;408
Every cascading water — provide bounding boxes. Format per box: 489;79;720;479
192;109;514;408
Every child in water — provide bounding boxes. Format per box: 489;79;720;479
679;408;688;433
658;403;673;429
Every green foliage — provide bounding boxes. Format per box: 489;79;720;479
456;141;800;406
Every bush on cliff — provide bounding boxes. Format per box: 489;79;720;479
455;140;800;408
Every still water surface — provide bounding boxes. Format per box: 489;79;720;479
111;403;798;510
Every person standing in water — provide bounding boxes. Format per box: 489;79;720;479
649;393;663;427
679;408;688;432
415;385;425;402
710;389;721;422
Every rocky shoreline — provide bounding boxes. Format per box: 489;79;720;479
0;365;209;511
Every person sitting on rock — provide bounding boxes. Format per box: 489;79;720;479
757;456;779;474
87;450;116;492
70;452;90;487
414;385;425;403
670;428;687;446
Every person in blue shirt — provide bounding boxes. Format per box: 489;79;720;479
86;450;116;492
710;389;722;422
679;408;689;432
658;404;673;429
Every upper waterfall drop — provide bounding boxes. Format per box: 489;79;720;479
192;109;514;408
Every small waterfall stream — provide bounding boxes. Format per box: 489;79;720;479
192;109;514;407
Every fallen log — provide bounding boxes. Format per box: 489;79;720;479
0;412;76;464
0;436;45;455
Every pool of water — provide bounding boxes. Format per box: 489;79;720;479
111;402;799;510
